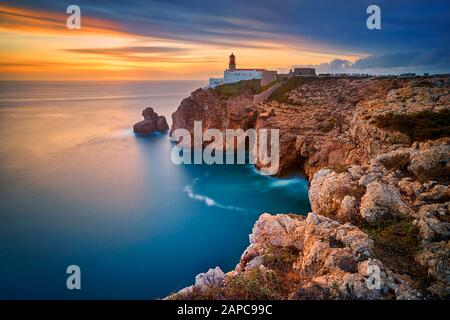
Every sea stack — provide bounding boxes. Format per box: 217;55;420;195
133;107;169;134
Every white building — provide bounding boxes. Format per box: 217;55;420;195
208;77;224;87
208;53;264;88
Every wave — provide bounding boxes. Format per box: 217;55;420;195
246;164;308;189
183;178;246;212
269;178;307;188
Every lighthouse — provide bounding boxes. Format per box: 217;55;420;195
228;53;236;71
208;53;267;88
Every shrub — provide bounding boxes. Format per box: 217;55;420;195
262;245;299;272
346;184;367;199
327;164;349;173
225;268;283;299
318;120;335;133
362;217;422;277
381;153;411;172
215;79;261;97
269;76;317;104
415;165;450;185
336;96;346;104
373;109;450;142
169;285;224;300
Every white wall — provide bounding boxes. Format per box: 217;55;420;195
208;78;224;88
224;70;262;84
209;70;263;88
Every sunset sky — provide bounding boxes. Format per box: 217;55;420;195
1;0;449;80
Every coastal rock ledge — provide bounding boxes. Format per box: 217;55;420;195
133;107;169;134
168;212;421;300
166;76;449;300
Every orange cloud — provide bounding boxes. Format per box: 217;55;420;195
0;4;131;37
0;4;362;80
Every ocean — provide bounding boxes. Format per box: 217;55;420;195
0;81;310;299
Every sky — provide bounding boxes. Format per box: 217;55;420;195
0;0;449;80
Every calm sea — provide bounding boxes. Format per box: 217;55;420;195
0;81;310;299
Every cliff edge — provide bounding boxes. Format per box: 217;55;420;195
168;76;450;299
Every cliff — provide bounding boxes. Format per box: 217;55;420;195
168;76;450;299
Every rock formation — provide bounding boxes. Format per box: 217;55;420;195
167;76;449;299
133;107;169;134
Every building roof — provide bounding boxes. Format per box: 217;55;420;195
232;68;266;71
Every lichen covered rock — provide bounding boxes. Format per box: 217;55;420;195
171;213;419;300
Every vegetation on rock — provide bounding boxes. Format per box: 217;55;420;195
268;76;317;104
169;76;450;300
374;109;450;142
215;79;261;96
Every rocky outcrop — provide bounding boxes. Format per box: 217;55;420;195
307;140;450;297
171;88;256;139
166;76;449;300
133;107;169;134
309;168;364;223
360;181;414;223
416;241;450;296
173;267;226;298
171;77;449;177
351;78;450;162
169;213;420;300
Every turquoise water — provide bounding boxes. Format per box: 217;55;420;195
0;81;310;299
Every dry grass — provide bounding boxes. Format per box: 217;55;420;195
415;165;450;185
361;216;433;293
225;268;284;299
374;109;450;142
381;153;411;172
215;79;261;97
262;245;299;272
269;76;317;104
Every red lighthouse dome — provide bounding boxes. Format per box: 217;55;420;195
229;53;236;71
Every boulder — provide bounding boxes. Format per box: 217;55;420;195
240;213;417;299
414;202;450;243
309;168;365;223
360;181;414;223
195;267;226;289
133;107;169;134
416;241;450;296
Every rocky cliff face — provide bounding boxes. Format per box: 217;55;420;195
168;76;449;299
171;77;448;176
171;88;257;142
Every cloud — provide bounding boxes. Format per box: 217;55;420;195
63;46;224;64
312;50;450;74
65;46;188;55
0;4;126;36
353;51;450;69
316;59;353;72
3;0;450;53
2;1;450;79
